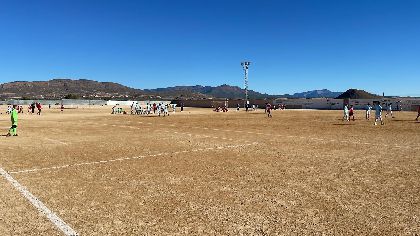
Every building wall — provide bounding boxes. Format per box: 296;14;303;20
0;99;107;106
2;98;419;110
171;99;271;108
274;98;420;110
274;98;343;110
106;100;171;106
1;99;62;105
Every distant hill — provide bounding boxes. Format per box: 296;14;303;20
283;89;342;98
0;80;274;100
144;84;275;99
0;79;143;99
0;78;346;100
336;89;381;99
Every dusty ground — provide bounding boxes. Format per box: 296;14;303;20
0;106;419;235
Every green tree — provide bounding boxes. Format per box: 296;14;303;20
64;94;79;99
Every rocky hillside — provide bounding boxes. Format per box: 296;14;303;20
336;89;381;99
0;79;143;99
144;84;275;99
0;79;345;100
283;89;342;98
0;80;275;100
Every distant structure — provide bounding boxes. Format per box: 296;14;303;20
241;61;251;106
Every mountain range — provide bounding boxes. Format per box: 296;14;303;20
282;89;342;99
0;79;141;100
144;84;277;99
0;79;346;100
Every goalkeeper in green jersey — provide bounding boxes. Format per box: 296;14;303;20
7;105;18;137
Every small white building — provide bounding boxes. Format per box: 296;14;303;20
106;100;171;106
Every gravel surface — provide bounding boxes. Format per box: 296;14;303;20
0;107;419;235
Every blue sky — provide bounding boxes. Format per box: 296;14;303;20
0;0;419;96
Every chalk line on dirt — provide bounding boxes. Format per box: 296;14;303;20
10;142;258;175
0;167;78;236
44;138;68;145
175;125;418;150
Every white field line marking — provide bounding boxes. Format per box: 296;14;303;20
0;167;78;236
115;125;231;143
118;122;417;150
156;130;237;142
177;126;417;150
44;138;68;145
116;123;416;150
10;143;258;175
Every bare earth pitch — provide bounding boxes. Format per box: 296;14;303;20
0;106;419;235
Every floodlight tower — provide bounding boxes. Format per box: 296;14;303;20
241;61;251;106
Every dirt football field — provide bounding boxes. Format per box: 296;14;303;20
0;106;419;235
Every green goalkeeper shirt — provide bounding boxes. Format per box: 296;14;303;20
11;109;18;125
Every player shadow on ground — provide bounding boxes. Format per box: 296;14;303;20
332;123;356;126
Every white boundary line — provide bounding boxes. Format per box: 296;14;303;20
104;123;418;150
44;138;68;145
0;167;78;236
117;123;418;149
119;125;237;142
174;125;419;150
10;142;258;175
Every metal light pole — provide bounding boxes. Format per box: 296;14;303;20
241;61;251;109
